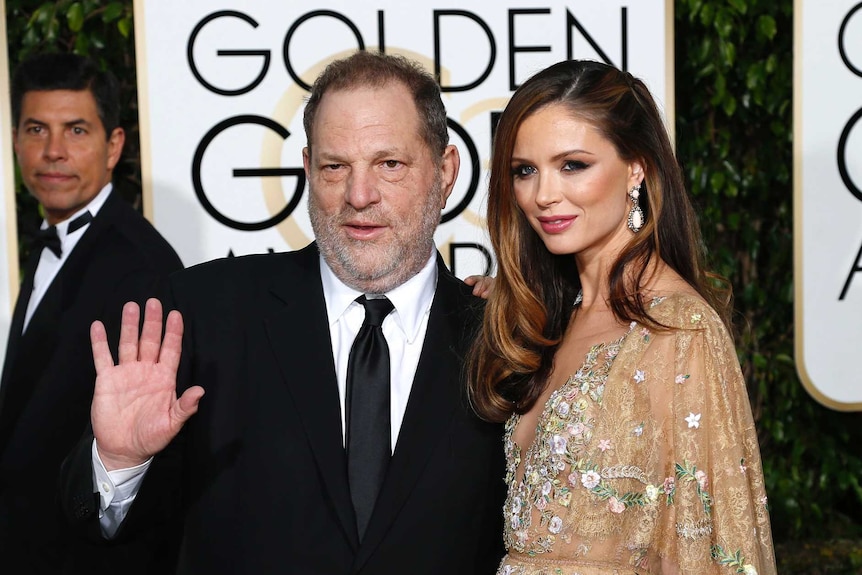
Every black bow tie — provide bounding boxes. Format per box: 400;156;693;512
30;211;93;258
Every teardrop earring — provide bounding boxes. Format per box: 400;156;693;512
627;183;644;233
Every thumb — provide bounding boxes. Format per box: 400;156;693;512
171;386;205;427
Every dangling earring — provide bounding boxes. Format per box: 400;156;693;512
627;183;644;233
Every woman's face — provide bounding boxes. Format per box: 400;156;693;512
511;104;642;263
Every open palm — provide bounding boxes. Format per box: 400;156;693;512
90;298;204;471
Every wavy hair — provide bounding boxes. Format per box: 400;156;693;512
468;60;731;423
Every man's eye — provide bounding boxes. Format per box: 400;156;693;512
383;160;401;169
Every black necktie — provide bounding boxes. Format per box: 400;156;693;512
29;211;93;259
346;295;394;540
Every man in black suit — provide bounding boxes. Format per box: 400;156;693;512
61;51;504;573
0;53;183;572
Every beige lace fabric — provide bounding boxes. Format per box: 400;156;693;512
498;293;776;575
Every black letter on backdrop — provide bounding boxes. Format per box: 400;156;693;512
838;3;862;78
434;10;496;92
509;9;551;91
442;118;479;223
566;7;627;70
837;107;862;203
284;11;365;91
188;11;271;96
449;243;493;277
192;115;306;231
840;240;862;300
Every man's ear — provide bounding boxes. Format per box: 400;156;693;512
439;144;460;209
106;127;126;171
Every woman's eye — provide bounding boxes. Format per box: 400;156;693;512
562;160;589;171
511;164;537;178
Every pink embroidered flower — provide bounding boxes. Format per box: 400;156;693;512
568;472;579;487
663;476;675;494
568;422;585;436
598;439;612;452
695;470;709;490
548;516;563;534
608;496;626;513
581;470;601;489
633;370;646;384
675;374;690;384
535;496;547;510
760;496;768;505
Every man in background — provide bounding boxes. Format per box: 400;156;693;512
0;53;183;573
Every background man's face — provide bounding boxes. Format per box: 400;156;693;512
14;89;124;225
304;82;457;293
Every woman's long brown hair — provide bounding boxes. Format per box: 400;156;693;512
468;60;731;423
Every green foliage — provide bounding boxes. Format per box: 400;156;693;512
676;0;862;546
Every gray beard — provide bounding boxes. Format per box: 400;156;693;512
308;177;442;293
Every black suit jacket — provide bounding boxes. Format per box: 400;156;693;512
0;190;183;573
62;243;505;574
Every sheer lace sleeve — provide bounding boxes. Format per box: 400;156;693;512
651;298;776;575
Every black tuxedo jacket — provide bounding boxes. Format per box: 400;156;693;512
0;190;182;573
62;243;505;574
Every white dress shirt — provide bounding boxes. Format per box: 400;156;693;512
94;249;439;535
23;183;112;332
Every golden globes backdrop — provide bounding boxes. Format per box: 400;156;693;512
795;0;862;410
0;2;18;366
134;0;672;279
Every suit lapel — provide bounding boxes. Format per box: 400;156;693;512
263;244;359;550
354;258;468;568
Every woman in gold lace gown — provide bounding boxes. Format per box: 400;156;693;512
468;60;776;575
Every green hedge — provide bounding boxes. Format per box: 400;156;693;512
7;0;862;558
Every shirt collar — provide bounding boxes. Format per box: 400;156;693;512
320;250;438;343
44;182;113;239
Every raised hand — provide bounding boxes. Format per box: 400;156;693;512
91;298;204;471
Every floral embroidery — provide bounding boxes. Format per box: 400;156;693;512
608;497;626;513
663;476;676;504
581;470;601;489
501;324;637;554
497;295;774;573
711;544;757;574
676;461;713;515
685;412;701;428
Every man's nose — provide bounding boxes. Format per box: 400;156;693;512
345;168;381;209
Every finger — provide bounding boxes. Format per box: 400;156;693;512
158;310;184;373
138;298;164;363
117;302;141;364
171;386;205;427
463;275;478;286
91;321;114;374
